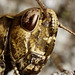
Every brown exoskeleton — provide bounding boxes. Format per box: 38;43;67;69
0;0;75;75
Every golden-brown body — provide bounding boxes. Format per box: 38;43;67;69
0;7;58;75
0;0;75;75
9;8;58;75
0;15;14;75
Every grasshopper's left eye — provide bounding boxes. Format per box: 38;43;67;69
21;9;40;31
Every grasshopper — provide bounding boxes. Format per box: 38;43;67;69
0;0;75;75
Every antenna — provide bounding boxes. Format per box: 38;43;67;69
58;22;75;36
36;0;48;18
36;0;75;36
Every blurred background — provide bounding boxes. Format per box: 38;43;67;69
0;0;75;75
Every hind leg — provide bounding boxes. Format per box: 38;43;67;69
51;52;65;72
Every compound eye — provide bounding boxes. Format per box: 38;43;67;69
21;9;40;31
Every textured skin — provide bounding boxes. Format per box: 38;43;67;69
0;15;14;75
0;7;58;75
10;8;58;75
